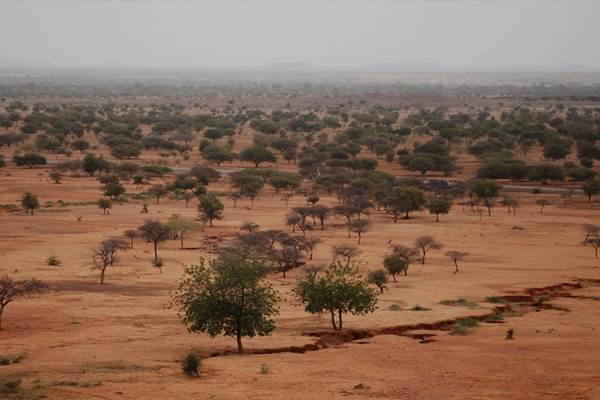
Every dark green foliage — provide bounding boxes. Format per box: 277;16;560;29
182;353;200;377
173;255;279;353
21;192;39;215
13;153;46;168
294;262;378;330
198;194;224;227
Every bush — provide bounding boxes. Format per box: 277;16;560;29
0;354;24;365
182;352;200;377
0;377;22;395
46;255;61;266
152;258;164;268
409;304;431;311
450;317;479;335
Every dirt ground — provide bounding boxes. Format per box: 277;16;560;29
1;147;600;399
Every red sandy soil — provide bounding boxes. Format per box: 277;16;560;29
1;147;599;398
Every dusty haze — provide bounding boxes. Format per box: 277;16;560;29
0;0;599;69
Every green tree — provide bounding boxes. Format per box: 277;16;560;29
198;195;224;227
98;198;112;215
104;182;125;199
469;179;501;216
426;197;453;222
82;153;101;176
13;153;46;168
21;192;39;215
167;215;201;249
582;179;600;202
148;184;168;204
239;145;277;167
294;262;377;330
367;269;388;294
383;253;407;282
173;254;279;354
385;186;426;221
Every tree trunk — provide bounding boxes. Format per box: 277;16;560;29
100;266;106;284
421;252;426;264
337;309;343;330
180;235;184;249
0;305;5;329
330;309;338;330
153;242;158;260
435;213;439;222
236;331;243;354
454;261;459;273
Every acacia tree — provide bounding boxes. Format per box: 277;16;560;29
148;184;168;204
332;244;361;267
138;219;172;264
98;198;112;215
414;235;443;264
349;219;370;245
239;145;277;167
21;192;39;215
389;245;419;276
582;179;600;202
445;250;468;273
426;197;453;222
383;253;407;282
582;224;600;244
583;237;600;258
0;275;47;329
294;262;378;331
470;179;501;216
536;199;551;214
167;215;201;249
367;269;388;294
123;229;138;249
91;238;128;284
173;254;279;354
198;195;224;227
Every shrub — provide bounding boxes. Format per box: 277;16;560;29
439;298;479;309
409;304;432;311
182;352;200;377
450;317;479;335
0;377;22;395
46;255;61;266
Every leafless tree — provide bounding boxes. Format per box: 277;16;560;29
123;229;138;249
583;237;600;258
445;250;468;274
91;238;128;284
0;275;47;329
138;219;172;263
302;237;322;260
332;244;361;267
349;219;370;245
582;224;600;245
414;235;443;264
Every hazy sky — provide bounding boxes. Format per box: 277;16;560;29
1;0;599;68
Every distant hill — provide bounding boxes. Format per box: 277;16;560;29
262;62;319;70
362;62;442;71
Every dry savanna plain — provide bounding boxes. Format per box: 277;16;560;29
1;89;600;400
